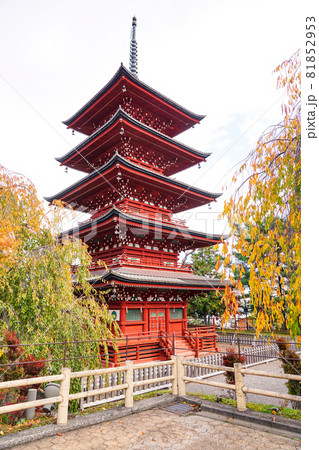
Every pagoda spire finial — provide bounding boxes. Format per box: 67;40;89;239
129;16;138;77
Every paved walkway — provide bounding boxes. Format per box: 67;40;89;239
11;408;300;450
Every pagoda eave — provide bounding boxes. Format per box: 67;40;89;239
97;281;223;291
45;154;221;213
62;65;205;137
86;267;228;291
56;108;211;175
63;206;224;246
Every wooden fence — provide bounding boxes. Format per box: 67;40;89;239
0;360;177;425
185;345;280;380
79;343;290;408
0;355;301;425
80;359;173;409
80;344;280;408
217;332;301;351
181;359;301;412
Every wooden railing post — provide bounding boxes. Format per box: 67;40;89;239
212;317;219;351
136;344;140;361
126;334;128;360
175;356;185;396
195;329;199;357
173;332;175;356
171;355;178;395
57;367;71;425
125;360;134;408
237;336;241;359
234;363;246;411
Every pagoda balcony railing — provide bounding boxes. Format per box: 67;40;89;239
84;199;187;228
117;201;187;228
125;155;164;175
86;254;192;273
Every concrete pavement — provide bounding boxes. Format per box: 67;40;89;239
9;407;300;450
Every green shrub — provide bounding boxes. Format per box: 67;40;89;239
279;348;301;409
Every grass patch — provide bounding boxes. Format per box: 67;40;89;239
0;414;55;436
74;389;171;417
187;392;301;420
245;402;301;420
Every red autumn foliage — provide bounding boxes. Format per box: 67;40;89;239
5;330;24;360
0;329;46;424
22;354;46;378
222;346;246;384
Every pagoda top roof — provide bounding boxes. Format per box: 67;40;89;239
86;266;228;290
61;205;226;245
62;64;205;137
56;107;211;173
45;152;221;211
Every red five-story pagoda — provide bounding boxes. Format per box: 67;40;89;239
46;17;226;363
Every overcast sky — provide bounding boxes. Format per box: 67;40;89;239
0;0;306;235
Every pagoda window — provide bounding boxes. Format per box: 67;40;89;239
127;256;141;263
126;309;142;321
170;308;183;319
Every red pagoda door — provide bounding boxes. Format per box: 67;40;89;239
149;309;165;333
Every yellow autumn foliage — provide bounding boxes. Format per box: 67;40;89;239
0;165;120;373
221;51;301;338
